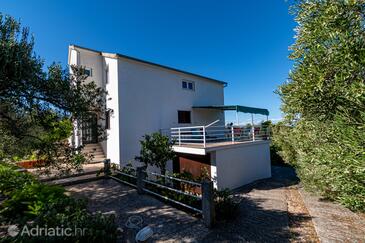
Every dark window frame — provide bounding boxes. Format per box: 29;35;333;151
182;80;195;91
105;65;109;84
105;110;111;130
178;110;191;124
84;68;93;77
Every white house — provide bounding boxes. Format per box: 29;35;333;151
68;44;271;190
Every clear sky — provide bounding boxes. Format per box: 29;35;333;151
1;0;296;124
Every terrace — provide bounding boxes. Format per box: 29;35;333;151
170;105;270;153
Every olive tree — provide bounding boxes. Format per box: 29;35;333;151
0;14;106;175
276;0;365;211
135;132;175;179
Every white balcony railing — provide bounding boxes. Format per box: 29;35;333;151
170;121;270;148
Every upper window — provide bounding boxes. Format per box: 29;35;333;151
84;68;92;77
182;80;195;91
105;65;109;84
178;110;191;124
105;110;111;130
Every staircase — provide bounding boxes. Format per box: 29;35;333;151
83;143;106;163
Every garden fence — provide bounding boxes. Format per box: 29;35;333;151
104;159;215;227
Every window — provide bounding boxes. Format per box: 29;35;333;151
105;110;111;129
105;65;109;84
182;80;195;91
178;110;191;124
84;68;92;77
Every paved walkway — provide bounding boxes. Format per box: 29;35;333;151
66;167;315;242
300;189;365;242
67;179;208;242
66;167;365;242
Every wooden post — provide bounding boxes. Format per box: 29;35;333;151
104;159;111;176
136;167;146;194
202;180;215;228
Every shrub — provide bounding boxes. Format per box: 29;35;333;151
135;132;175;177
276;0;365;211
0;163;35;195
214;189;239;221
0;164;118;242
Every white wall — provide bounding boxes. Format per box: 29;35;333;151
105;57;121;164
68;49;80;147
213;141;271;190
69;45;225;167
118;58;225;165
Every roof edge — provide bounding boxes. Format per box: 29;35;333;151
69;44;227;85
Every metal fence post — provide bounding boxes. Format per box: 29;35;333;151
104;159;111;176
203;126;206;148
137;167;146;194
231;126;235;143
178;128;181;146
202;180;215;228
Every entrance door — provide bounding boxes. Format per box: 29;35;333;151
82;114;98;144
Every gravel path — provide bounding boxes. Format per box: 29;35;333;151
299;189;365;243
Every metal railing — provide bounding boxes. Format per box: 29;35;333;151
143;170;203;213
104;160;215;227
171;121;270;148
110;166;203;213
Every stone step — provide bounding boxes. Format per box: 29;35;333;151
85;151;105;156
46;173;105;186
40;169;101;182
82;143;106;161
84;144;102;148
83;148;103;152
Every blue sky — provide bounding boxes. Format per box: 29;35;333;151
1;0;296;123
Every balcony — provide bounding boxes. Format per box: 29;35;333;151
170;120;270;150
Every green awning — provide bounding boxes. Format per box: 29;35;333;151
192;105;269;116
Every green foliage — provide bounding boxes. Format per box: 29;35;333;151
276;0;365;211
0;164;35;195
214;189;239;221
271;123;297;165
0;164;118;242
135;132;175;176
0;13;107;175
1;183;67;223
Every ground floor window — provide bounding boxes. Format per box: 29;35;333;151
178;110;191;124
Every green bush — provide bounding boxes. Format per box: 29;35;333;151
276;1;365;211
0;164;118;242
281;115;365;211
214;189;239;221
0;163;35;195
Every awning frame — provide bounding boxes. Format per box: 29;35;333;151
192;105;269;116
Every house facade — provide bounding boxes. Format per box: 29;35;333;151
68;45;271;190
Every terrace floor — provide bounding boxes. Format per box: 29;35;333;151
172;140;269;155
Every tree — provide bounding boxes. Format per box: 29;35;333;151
135;133;175;179
0;14;106;175
276;1;365;211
